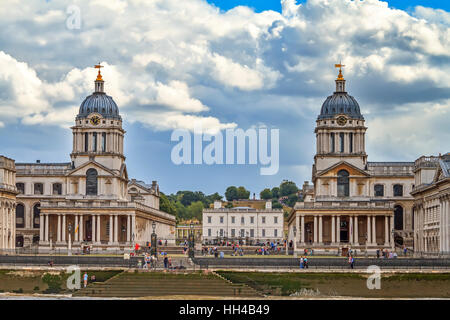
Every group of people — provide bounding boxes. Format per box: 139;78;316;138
299;256;309;269
376;249;399;259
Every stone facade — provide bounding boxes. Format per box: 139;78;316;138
288;66;414;254
10;67;175;252
412;154;450;254
0;156;18;251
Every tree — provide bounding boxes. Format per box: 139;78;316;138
280;180;298;197
286;194;299;208
236;186;250;199
159;193;176;216
186;201;204;220
272;200;283;209
260;188;273;200
271;187;280;199
225;186;238;201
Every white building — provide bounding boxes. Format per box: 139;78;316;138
412;154;450;255
202;201;284;244
0;156;17;251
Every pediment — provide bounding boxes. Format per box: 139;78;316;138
67;160;117;177
317;161;370;177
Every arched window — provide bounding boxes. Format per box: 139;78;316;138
393;184;403;197
337;170;349;197
33;203;40;229
394;205;403;230
16;204;25;228
86;168;98;195
374;184;384;197
34;183;43;195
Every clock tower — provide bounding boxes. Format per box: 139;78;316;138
70;64;126;173
313;64;367;178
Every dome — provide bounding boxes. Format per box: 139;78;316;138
77;93;121;120
318;92;363;120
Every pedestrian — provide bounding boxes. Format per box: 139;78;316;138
83;272;88;288
164;255;169;269
300;257;304;269
403;246;407;256
304;257;308;269
348;256;354;269
376;249;380;258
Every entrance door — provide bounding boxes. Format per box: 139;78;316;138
85;220;92;242
340;219;349;242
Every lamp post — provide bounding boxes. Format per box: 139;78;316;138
391;228;395;251
293;226;297;258
188;223;195;259
246;231;249;245
68;223;72;256
151;221;157;256
364;233;368;257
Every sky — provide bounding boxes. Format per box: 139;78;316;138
0;0;449;197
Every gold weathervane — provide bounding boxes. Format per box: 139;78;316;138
335;62;345;80
94;63;103;81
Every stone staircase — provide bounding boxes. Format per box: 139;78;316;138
73;271;261;298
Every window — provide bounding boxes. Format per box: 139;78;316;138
102;132;106;152
262;216;266;224
274;217;278;224
274;229;278;237
250;217;254;224
34;183;43;195
240;229;244;237
393;184;403;197
220;216;224;224
84;133;88;152
220;229;223;237
208;229;211;237
33;203;40;228
250;229;254;237
231;216;235;224
231;229;235;237
349;133;353;153
16;183;25;194
331;133;335;152
374;184;384;197
337;170;349;197
340;132;345;152
16;204;25;228
93;132;97;151
394;205;404;230
207;216;211;224
52;183;62;195
262;229;266;237
241;217;244;225
86;168;98;195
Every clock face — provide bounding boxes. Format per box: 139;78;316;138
337;116;347;126
90;116;100;126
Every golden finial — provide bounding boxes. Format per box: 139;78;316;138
94;63;103;81
335;62;345;80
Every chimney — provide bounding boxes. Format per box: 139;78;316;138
36;160;40;163
253;192;256;200
265;201;272;210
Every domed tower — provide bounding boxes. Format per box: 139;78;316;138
70;64;126;172
314;64;367;174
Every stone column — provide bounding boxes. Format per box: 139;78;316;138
384;215;389;246
372;216;376;245
390;215;394;249
57;215;61;242
45;214;49;242
301;215;305;243
92;215;96;243
295;214;300;246
349;216;353;244
131;214;136;243
354;216;359;245
127;215;131;243
367;215;371;245
79;215;84;242
109;215;113;244
336;216;341;243
319;215;323;244
40;214;44;242
62;214;66;242
331;215;336;244
313;216;318;244
97;215;101;244
114;215;118;243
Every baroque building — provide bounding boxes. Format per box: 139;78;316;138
287;65;415;254
412;154;450;254
12;66;175;252
0;156;17;251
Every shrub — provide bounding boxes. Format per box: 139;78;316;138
42;273;62;294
